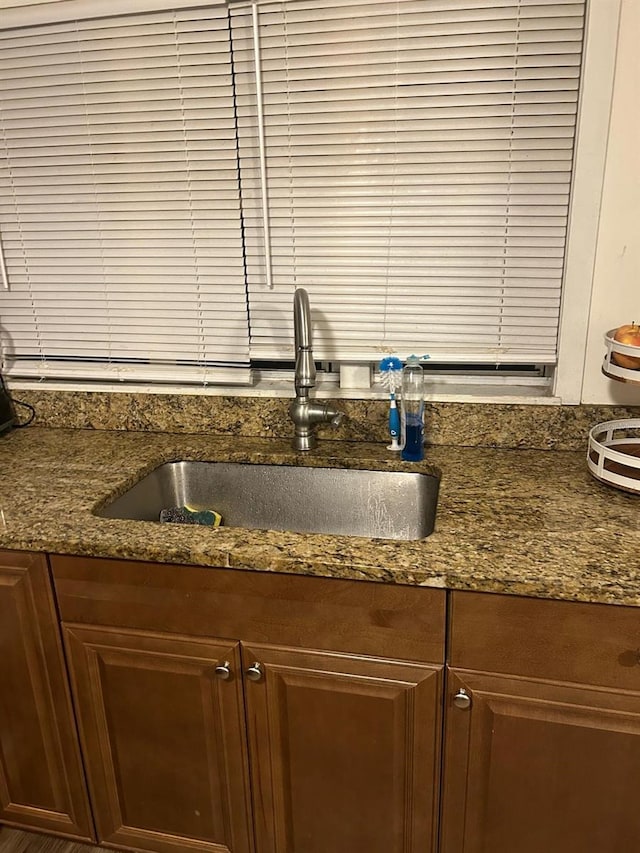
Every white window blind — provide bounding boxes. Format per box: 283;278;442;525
0;4;252;384
231;0;585;364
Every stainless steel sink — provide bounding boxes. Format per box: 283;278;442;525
95;461;439;541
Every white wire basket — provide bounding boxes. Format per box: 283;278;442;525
587;418;640;494
602;329;640;386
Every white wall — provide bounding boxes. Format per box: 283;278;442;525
581;0;640;404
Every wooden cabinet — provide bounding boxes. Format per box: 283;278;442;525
63;625;253;853
243;644;441;853
25;551;640;853
0;550;94;841
51;554;446;853
441;591;640;853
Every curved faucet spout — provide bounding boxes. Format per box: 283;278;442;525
293;288;315;395
290;288;345;451
293;288;312;353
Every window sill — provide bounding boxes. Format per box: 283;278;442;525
9;376;562;406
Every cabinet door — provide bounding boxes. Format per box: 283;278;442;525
242;643;442;853
0;551;94;840
64;624;253;853
441;668;640;853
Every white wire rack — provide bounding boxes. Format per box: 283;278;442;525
587;418;640;494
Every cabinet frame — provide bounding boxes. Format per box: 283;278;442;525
63;623;254;853
0;550;94;841
442;588;640;853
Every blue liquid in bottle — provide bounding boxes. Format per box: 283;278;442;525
402;416;424;462
400;355;425;462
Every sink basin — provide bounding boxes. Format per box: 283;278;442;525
96;461;439;541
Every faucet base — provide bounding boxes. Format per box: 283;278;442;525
292;432;317;452
289;399;345;452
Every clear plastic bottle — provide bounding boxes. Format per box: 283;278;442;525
401;355;424;461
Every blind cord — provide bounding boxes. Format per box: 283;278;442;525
252;2;273;289
0;230;9;291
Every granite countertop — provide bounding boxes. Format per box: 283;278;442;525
1;426;639;607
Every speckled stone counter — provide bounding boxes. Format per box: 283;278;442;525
1;427;639;607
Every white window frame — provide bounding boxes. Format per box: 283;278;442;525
553;0;622;404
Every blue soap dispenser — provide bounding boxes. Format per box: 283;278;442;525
400;355;424;462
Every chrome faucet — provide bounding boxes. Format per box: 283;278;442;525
289;288;345;451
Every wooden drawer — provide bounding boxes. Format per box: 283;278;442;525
50;554;446;664
450;591;640;691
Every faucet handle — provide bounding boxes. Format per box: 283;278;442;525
324;405;345;428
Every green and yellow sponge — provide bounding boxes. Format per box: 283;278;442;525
159;505;223;527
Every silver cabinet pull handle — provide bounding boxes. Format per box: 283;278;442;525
214;662;232;680
453;688;472;710
246;662;264;682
